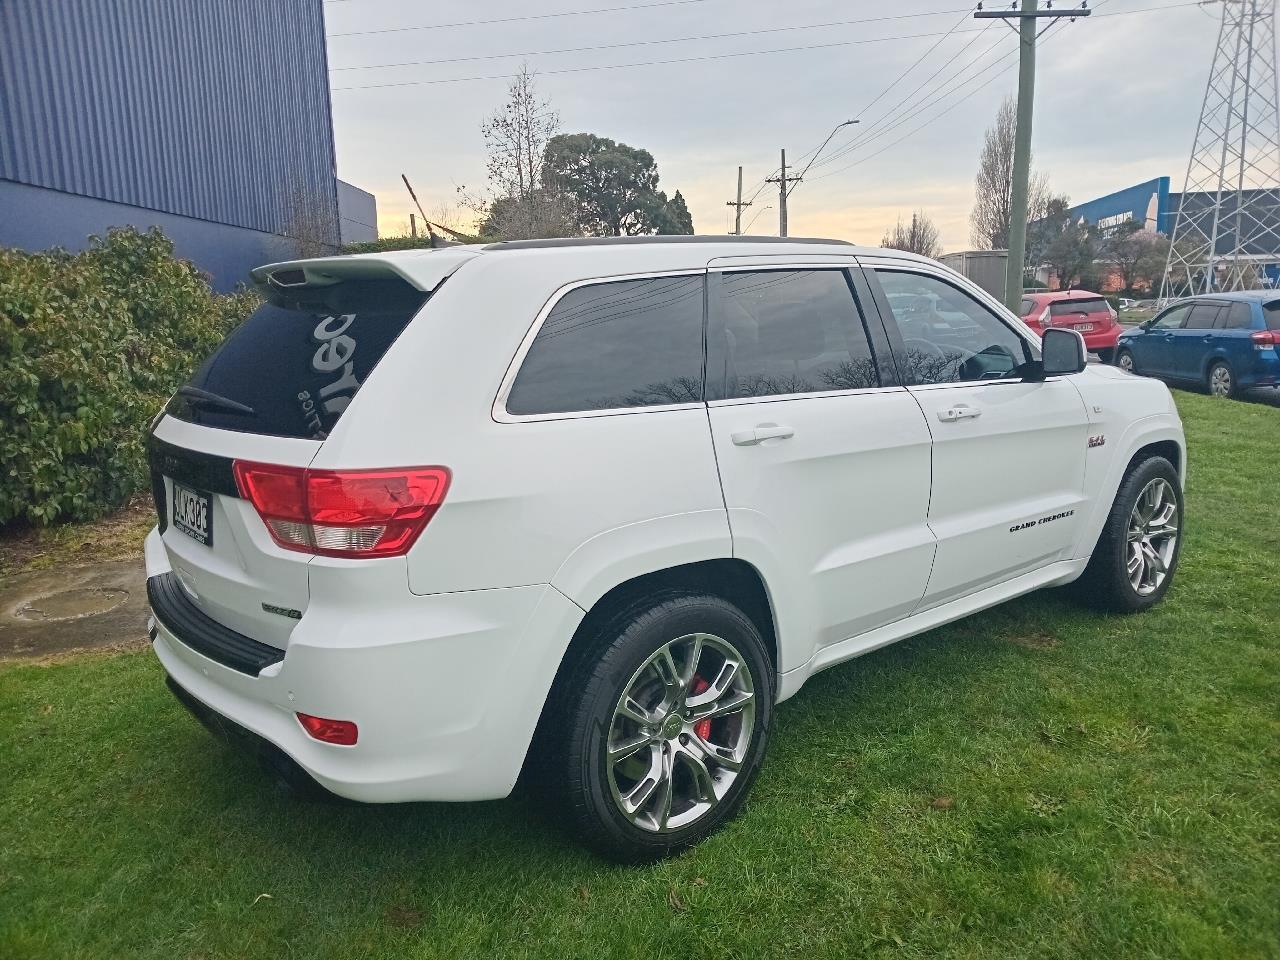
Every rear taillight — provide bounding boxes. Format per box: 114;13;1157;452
233;461;450;559
297;712;358;745
1252;329;1278;349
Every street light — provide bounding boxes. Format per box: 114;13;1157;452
788;119;859;198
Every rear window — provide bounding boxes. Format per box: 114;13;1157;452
1265;302;1280;330
166;278;429;439
506;274;705;416
1049;297;1108;316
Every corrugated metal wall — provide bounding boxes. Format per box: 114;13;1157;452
0;0;338;238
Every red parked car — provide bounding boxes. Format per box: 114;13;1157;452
1020;290;1121;364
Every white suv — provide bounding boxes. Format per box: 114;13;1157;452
145;236;1185;861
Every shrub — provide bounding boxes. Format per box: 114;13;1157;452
0;227;258;526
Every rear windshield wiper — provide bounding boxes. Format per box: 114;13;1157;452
176;386;256;417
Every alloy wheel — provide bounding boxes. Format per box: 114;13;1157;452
1210;363;1232;397
1118;351;1135;373
1126;477;1179;596
606;633;755;833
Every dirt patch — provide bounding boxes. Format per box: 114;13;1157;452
1006;630;1060;650
0;497;154;579
0;560;148;660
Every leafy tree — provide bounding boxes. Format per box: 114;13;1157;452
542;133;692;236
1045;217;1096;290
970;96;1049;251
880;211;943;259
1025;193;1072;273
660;190;695;235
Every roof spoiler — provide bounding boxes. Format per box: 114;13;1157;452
249;257;426;306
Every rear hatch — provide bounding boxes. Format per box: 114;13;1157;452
1048;296;1114;333
148;253;468;650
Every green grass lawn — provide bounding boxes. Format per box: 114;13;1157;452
2;391;1277;960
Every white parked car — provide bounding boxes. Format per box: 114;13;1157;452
146;237;1186;861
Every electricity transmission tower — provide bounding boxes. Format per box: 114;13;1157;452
1163;0;1280;298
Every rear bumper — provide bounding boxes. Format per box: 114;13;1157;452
1080;325;1121;352
146;529;584;803
1241;349;1280;387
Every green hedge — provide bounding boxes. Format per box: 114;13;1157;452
0;227;258;526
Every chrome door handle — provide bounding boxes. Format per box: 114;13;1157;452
730;423;795;446
938;405;982;422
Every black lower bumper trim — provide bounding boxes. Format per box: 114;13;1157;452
148;572;284;676
164;675;334;799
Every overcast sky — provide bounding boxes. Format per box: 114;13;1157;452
324;0;1212;251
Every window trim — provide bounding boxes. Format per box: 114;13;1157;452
492;269;708;423
705;263;893;405
860;260;1040;389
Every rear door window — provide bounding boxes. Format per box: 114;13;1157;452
505;274;705;416
1185;303;1224;329
167;278;429;440
1049;297;1109;317
1019;298;1037;316
707;269;879;400
1217;302;1254;329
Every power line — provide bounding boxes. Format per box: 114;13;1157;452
813;29;1013;170
808;25;1008;174
803;0;1199;182
330;25;998;91
808;9;1096;184
330;7;975;71
327;0;712;38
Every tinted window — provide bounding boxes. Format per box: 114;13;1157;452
1152;304;1191;329
1049;297;1109;316
1265;302;1280;330
167;278;428;439
708;269;878;399
1185;303;1224;329
1218;302;1254;329
875;271;1031;384
506;274;704;415
1019;298;1037;316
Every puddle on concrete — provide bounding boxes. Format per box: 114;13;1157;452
13;587;130;622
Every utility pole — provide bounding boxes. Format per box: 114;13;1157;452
725;166;751;234
765;149;803;237
409;213;417;238
975;1;1090;311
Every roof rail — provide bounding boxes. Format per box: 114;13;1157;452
482;235;854;251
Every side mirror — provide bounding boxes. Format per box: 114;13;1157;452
1041;327;1088;377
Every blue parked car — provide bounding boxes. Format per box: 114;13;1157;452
1116;291;1280;398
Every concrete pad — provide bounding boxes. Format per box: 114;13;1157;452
0;560;148;660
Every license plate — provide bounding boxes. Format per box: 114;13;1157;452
172;481;213;547
1074;322;1095;332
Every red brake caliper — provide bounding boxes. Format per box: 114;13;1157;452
690;676;712;741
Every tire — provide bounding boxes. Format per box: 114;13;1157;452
550;593;774;863
1096;347;1115;365
1207;359;1238;398
1116;348;1137;374
1075;456;1183;613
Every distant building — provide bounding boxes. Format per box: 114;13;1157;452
0;0;376;290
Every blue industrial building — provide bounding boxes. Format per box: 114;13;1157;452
1060;176;1280;260
0;0;376;290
